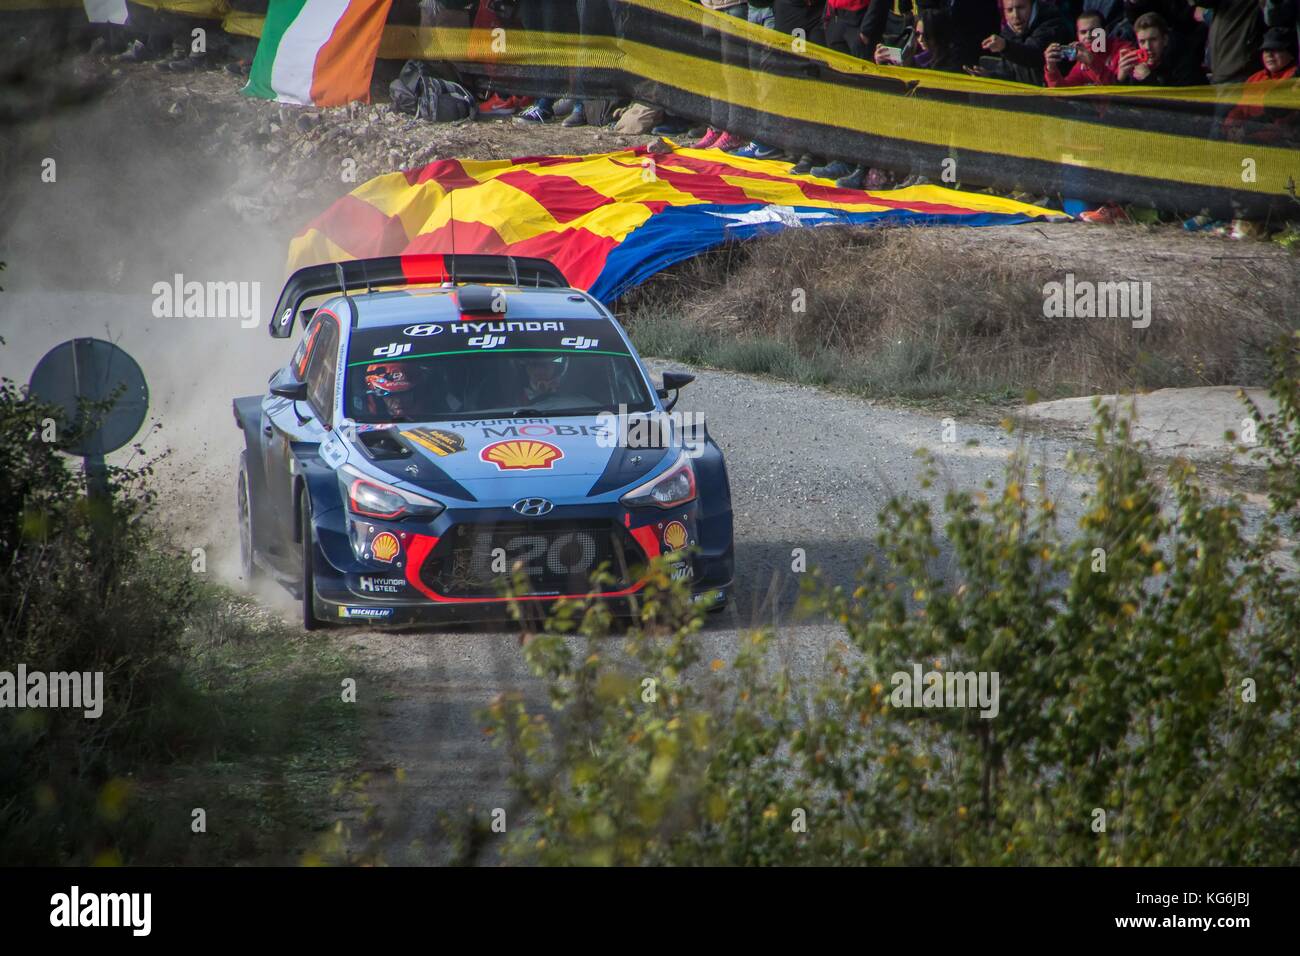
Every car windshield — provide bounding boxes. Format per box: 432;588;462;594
344;328;655;424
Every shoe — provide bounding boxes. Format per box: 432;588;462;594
730;140;781;159
515;103;553;123
165;54;205;73
896;174;932;188
478;93;516;116
810;159;852;179
1079;203;1129;224
691;127;722;149
1182;210;1213;231
561;104;587;127
835;164;866;189
864;167;891;189
652;118;692;135
223;59;250;77
1230;218;1268;240
712;132;745;151
552;97;576;118
114;39;148;63
791;153;818;175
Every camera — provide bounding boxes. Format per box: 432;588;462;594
1060;45;1078;62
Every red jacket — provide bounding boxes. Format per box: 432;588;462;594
1044;40;1135;87
1223;63;1299;139
827;0;873;10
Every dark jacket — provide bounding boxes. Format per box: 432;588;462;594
997;5;1072;85
1200;0;1267;82
1118;33;1208;85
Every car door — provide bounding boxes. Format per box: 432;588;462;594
261;314;337;560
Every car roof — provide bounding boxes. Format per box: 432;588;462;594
341;286;612;330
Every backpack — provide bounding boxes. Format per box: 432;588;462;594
389;62;476;122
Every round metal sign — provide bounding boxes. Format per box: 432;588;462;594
28;338;149;456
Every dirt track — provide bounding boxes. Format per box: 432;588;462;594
0;55;1285;864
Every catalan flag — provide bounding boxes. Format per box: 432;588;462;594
288;144;1060;302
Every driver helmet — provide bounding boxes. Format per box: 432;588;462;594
365;363;416;397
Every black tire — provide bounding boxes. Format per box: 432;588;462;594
299;486;322;631
236;451;262;585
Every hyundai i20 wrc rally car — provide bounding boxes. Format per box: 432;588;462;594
233;254;734;629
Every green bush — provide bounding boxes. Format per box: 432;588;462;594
0;373;202;863
462;333;1300;866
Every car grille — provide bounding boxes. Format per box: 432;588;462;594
422;520;647;598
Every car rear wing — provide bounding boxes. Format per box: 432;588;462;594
268;254;570;338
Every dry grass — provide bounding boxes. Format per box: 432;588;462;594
616;225;1298;406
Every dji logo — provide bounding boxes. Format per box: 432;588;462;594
373;342;412;358
468;335;506;349
562;336;599;350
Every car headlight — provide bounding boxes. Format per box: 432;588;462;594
339;464;444;520
620;453;697;509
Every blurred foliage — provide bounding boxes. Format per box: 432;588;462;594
0;373;362;864
454;332;1300;865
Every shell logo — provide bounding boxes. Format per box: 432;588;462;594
480;439;564;471
663;520;689;552
371;531;401;564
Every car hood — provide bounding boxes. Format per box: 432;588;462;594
347;414;677;504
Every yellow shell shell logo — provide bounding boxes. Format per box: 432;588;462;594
371;532;400;564
480;439;564;471
663;520;688;552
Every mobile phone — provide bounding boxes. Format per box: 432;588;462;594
1136;48;1149;63
881;45;903;65
1059;45;1077;62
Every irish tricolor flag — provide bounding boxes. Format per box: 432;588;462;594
243;0;394;107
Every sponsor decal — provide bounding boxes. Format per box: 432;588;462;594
371;531;401;564
663;520;689;552
480;439;564;471
319;433;346;468
482;423;609;439
448;418;549;429
338;606;395;620
402;321;572;338
401;428;465;457
374;342;412;358
449;320;566;334
467;334;506;349
359;576;405;593
561;336;599;350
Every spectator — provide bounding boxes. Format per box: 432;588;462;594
827;0;873;56
975;0;1071;85
861;0;919;62
692;1;750;150
1223;26;1298;139
774;0;829;45
1045;9;1136;83
914;7;968;70
1116;11;1206;83
1198;0;1267;82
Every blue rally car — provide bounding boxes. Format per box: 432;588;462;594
233;254;734;629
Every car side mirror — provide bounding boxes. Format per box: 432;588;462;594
270;374;308;402
657;371;695;411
